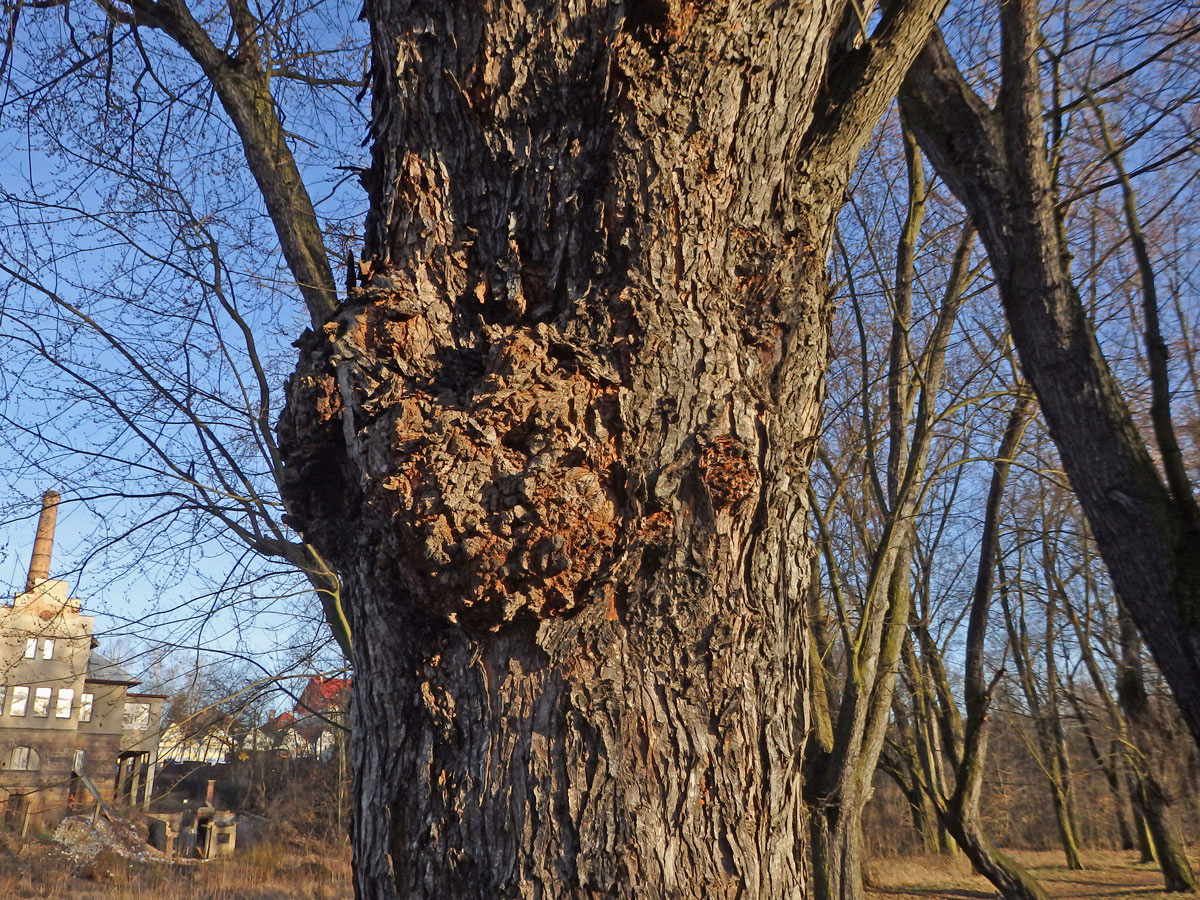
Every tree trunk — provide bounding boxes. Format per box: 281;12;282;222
1069;696;1136;853
1118;616;1199;893
938;814;1050;900
1041;582;1085;871
806;155;972;898
811;801;867;900
1133;798;1158;863
1131;777;1199;892
883;689;951;857
900;394;1049;900
1048;784;1085;871
942;398;1049;900
1060;570;1193;886
924;726;956;856
278;3;946;897
912;787;946;855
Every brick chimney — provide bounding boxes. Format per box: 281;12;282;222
25;489;60;592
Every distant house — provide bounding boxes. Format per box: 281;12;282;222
263;675;349;760
0;491;165;827
159;719;236;765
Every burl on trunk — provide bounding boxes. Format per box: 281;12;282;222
279;2;945;897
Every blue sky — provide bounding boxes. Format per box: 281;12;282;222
0;0;367;682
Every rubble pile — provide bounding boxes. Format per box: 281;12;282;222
53;814;170;863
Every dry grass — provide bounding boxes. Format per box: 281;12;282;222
0;827;352;900
868;849;1200;899
5;827;1191;899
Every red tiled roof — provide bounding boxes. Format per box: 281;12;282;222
267;711;296;729
297;676;350;714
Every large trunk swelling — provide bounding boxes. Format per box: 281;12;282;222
279;4;845;897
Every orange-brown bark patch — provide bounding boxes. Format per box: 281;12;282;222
639;508;674;544
376;328;621;627
699;436;758;509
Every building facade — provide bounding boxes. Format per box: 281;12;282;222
0;491;164;826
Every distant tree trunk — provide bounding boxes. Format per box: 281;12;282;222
1059;565;1194;890
1133;800;1159;863
905;394;1049;900
1063;687;1135;852
806;557;912;900
805;138;972;900
1117;616;1199;893
885;672;954;855
278;2;946;897
943;397;1049;900
901;0;1200;748
937;551;1048;900
1039;557;1086;871
811;802;867;900
1000;540;1086;871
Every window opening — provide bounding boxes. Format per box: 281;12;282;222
9;747;38;771
123;702;150;731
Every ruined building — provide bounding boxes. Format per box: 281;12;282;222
0;491;164;826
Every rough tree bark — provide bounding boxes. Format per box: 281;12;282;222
900;0;1200;747
276;2;946;897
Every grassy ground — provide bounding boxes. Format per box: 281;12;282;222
868;849;1200;899
0;827;352;900
2;827;1190;899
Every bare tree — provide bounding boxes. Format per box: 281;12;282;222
901;0;1200;743
999;519;1086;870
894;392;1053;900
1059;532;1199;891
805;120;986;899
0;0;361;657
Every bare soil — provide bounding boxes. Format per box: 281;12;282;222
869;850;1200;899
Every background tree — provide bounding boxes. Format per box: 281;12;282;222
0;0;362;661
901;0;1200;743
805;119;986;900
